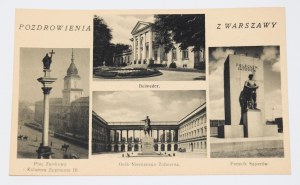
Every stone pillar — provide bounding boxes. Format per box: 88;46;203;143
118;144;121;152
111;145;114;152
163;130;165;142
114;130;117;143
138;35;141;61
126;130;128;142
132;143;135;152
143;33;146;62
171;130;174;142
138;144;142;152
125;144;128;152
157;47;161;63
133;130;135;142
157;129;159;141
171;144;174;151
149;31;152;59
157;144;161;152
36;68;57;159
132;38;135;61
120;130;123;143
42;87;51;147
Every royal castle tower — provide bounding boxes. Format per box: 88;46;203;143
62;49;83;106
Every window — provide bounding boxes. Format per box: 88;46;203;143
146;43;149;58
182;49;189;60
163;52;168;61
172;48;177;61
154;48;158;60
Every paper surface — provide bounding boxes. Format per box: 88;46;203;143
10;8;290;175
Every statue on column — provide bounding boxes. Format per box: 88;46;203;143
141;116;151;137
239;73;259;111
42;50;55;70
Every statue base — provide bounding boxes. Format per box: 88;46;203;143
218;125;244;138
36;145;53;159
141;136;154;154
242;110;278;138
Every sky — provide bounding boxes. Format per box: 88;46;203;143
95;14;155;45
209;46;282;121
19;48;90;104
93;90;206;122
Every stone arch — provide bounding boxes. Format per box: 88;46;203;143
121;144;125;152
134;144;139;151
174;144;178;151
154;144;158;151
161;144;165;151
167;144;172;151
114;144;118;152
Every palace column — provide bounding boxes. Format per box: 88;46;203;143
157;129;159;142
149;31;153;59
171;130;174;151
132;38;135;61
137;35;141;61
36;51;57;159
143;33;146;61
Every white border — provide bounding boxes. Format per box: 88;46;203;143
1;0;299;184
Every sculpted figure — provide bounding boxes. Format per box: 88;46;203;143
42;50;55;70
241;74;259;110
141;116;151;136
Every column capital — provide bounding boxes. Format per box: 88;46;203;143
42;87;52;95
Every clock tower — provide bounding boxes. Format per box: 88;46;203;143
62;49;83;106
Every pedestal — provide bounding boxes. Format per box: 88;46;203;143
242;110;263;137
36;145;53;159
242;110;278;138
218;125;244;138
141;136;154;154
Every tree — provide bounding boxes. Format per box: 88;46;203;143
93;15;112;67
93;15;130;67
153;14;205;53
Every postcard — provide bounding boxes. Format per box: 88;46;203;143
10;8;290;175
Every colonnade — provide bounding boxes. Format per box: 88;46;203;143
108;129;178;152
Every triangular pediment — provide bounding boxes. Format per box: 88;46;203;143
131;21;151;35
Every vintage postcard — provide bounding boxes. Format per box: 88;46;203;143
10;8;290;175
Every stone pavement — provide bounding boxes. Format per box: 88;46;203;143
17;125;88;159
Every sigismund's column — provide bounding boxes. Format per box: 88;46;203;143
36;50;57;159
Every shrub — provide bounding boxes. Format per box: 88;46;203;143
120;62;127;67
148;63;165;68
169;62;177;68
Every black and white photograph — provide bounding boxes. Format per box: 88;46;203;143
17;48;89;159
209;46;284;158
93;14;205;81
92;90;207;158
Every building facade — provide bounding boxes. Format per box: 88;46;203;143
178;102;207;152
34;50;89;144
113;50;133;66
113;21;205;69
92;102;207;154
130;21;204;69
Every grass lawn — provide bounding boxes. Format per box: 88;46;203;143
211;148;284;158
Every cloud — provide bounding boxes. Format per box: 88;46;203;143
260;46;280;72
93;91;202;122
264;89;282;120
98;14;154;45
209;98;224;120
